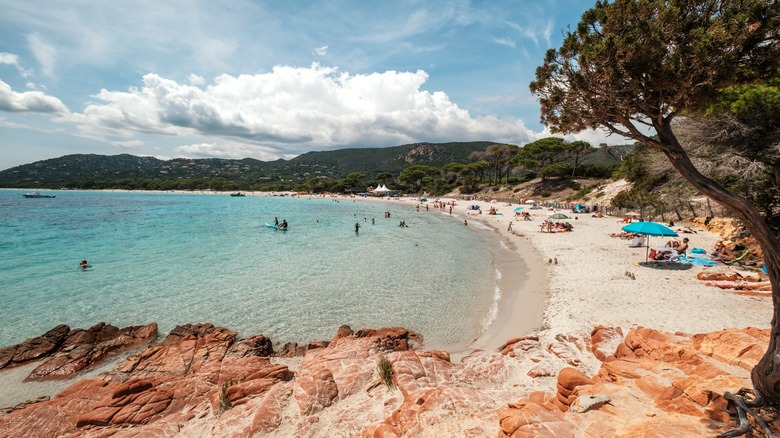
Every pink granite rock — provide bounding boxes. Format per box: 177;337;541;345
0;324;71;369
26;322;158;381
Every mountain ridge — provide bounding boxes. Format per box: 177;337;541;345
0;141;502;189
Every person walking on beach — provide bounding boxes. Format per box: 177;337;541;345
508;221;513;232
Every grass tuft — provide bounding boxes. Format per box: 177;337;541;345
217;380;235;415
378;355;395;388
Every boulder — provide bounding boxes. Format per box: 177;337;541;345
0;324;70;369
26;322;157;381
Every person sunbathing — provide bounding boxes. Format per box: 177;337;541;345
655;238;689;260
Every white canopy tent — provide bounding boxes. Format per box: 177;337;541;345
373;184;391;193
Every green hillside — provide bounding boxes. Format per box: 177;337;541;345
0;142;498;189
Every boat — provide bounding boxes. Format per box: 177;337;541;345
22;191;56;198
229;192;245;197
265;223;288;231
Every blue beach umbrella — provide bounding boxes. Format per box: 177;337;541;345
514;207;524;211
621;222;678;262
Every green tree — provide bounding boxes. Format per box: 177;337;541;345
515;137;567;181
530;0;780;428
375;171;394;185
441;162;466;185
398;165;440;192
565;141;595;177
343;172;366;188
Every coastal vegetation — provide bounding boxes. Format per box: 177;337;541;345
378;355;395;389
0;141;628;196
529;0;779;434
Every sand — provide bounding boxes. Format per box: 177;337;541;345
366;194;772;356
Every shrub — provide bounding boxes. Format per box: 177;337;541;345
217;380;234;415
378;355;394;388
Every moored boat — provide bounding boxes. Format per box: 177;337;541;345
22;191;56;198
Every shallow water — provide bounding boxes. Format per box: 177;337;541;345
0;190;520;352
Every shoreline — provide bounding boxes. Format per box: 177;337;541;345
7;187;772;350
335;193;549;358
5;188;542;356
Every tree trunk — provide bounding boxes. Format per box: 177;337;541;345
653;125;780;403
687;202;697;218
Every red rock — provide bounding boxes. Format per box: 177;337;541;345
26;322;157;381
294;367;338;415
0;324;70;369
274;341;308;357
249;383;294;433
499;335;540;356
332;324;354;341
691;328;769;371
557;367;594;390
498;400;577;437
226;334;274;357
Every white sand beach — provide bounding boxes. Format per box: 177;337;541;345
371;194;771;356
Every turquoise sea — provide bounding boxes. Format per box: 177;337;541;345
0;190;514;351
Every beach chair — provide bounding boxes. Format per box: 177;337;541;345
628;235;646;247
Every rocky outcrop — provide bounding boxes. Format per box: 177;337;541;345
0;324;71;370
0;322;157;382
27;322;158;381
1;324;777;437
499;326;779;437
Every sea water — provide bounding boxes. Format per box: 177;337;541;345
0;190;515;352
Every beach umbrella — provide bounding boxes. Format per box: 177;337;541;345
549;213;571;220
524;200;535;204
514;206;524;211
622;222;678;262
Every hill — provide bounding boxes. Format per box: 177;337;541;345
0;142;498;189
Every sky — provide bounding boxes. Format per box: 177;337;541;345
0;0;626;171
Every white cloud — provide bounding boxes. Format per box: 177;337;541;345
28;33;57;78
187;74;206;86
0;52;34;77
110;139;145;149
493;37;515;48
0;53;20;66
174;141;283;161
67;64;538;159
313;45;328;56
0;80;69;113
533;126;634;147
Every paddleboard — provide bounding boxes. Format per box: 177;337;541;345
265;223;288;231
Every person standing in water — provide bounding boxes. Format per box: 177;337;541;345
355;222;360;233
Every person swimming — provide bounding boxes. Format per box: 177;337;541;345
79;260;91;269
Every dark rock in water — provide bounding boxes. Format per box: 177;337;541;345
227;334;275;358
0;324;70;370
25;322;158;381
273;341;308;357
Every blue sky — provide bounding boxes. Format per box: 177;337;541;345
0;0;623;171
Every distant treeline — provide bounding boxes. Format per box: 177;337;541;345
0;140;632;195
